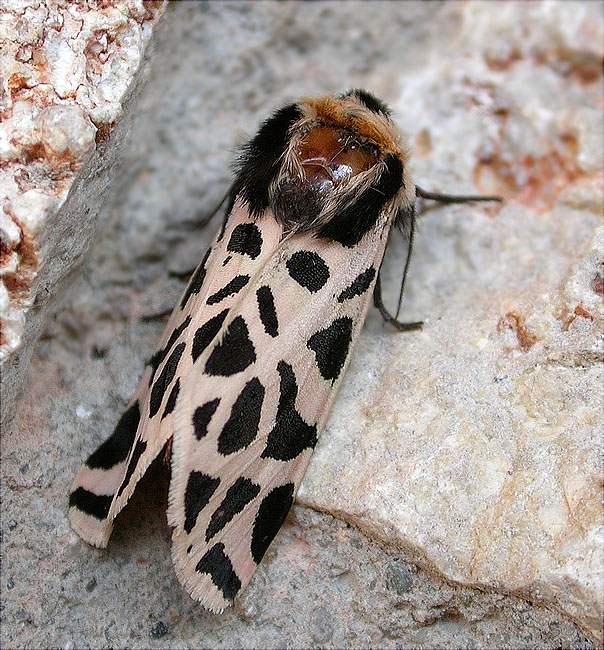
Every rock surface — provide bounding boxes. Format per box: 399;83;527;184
301;0;604;642
0;0;165;428
2;1;602;648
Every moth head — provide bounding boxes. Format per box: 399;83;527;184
293;125;380;195
233;89;415;247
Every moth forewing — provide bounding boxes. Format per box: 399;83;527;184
69;89;417;610
165;206;284;526
166;208;391;611
68;204;281;546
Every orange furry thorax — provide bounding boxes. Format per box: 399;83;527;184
300;95;408;161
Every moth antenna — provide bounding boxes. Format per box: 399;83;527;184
395;209;416;320
415;184;502;204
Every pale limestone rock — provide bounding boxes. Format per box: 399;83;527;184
0;0;165;426
299;1;604;642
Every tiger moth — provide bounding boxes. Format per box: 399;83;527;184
68;89;500;611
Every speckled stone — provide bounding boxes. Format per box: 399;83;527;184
0;0;165;427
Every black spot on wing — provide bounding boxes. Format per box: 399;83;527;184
116;438;147;497
86;401;140;469
250;483;295;564
193;399;221;440
256;285;278;337
227;223;263;259
222;255;232;266
149;342;186;418
191;309;228;363
218;378;265;455
161;378;180;420
341;88;392;117
205;477;261;542
307;317;354;383
319;153;404;247
69;487;112;520
286;251;330;293
180;248;211;310
205;316;256;377
262;361;317;461
206;275;250;306
195;543;241;602
184;471;221;534
148;316;191;387
337;266;376;302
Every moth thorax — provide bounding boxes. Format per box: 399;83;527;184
272;126;379;231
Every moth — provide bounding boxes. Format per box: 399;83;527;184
68;90;499;611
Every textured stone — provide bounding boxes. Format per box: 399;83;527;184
2;1;601;648
300;1;604;642
0;0;165;428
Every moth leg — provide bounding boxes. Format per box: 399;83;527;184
168;269;195;281
373;273;423;332
140;309;173;321
170;187;233;281
415;185;502;204
180;189;231;230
